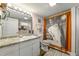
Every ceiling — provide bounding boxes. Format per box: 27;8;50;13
22;3;79;16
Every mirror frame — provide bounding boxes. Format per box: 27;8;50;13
43;9;71;54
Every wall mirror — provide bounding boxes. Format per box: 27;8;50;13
0;6;32;39
43;10;71;54
18;18;32;37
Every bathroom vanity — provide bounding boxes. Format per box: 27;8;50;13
0;35;41;56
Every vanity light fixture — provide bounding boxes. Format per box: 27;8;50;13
49;3;56;7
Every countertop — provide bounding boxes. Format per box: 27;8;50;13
0;35;41;48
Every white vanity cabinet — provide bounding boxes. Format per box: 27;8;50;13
0;44;19;56
0;37;41;56
20;38;40;56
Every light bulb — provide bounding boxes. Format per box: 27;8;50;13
19;8;22;11
61;15;66;21
24;17;28;19
49;19;52;24
14;7;18;10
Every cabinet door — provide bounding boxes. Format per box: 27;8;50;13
20;39;33;56
20;46;32;56
0;44;19;56
5;50;19;56
32;39;40;56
